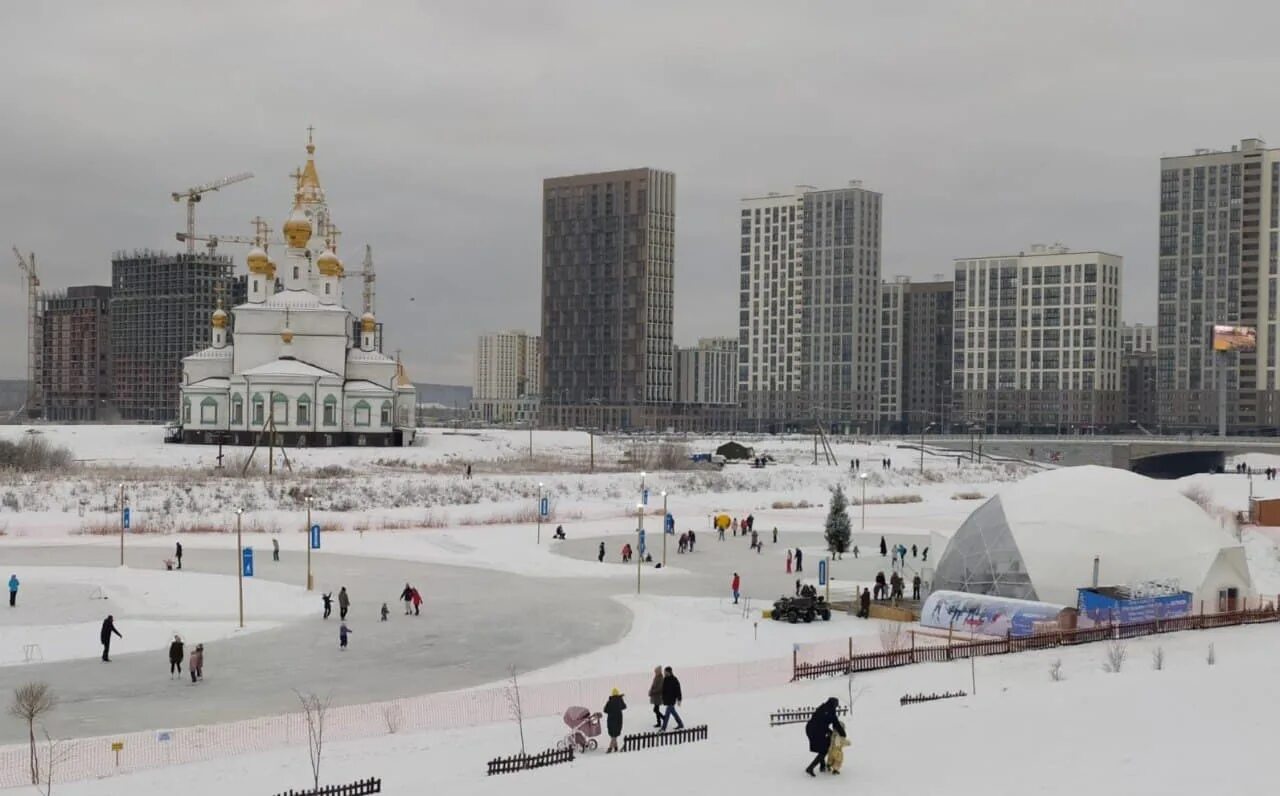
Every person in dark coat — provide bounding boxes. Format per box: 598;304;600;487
879;536;887;557
805;697;846;776
100;615;122;662
272;538;280;562
338;587;350;620
321;592;333;619
603;688;627;752
648;666;664;727
175;541;183;569
598;541;606;563
168;635;184;678
794;548;803;572
400;583;414;615
912;574;922;600
858;588;871;618
659;666;684;731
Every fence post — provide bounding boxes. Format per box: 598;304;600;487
848;636;853;661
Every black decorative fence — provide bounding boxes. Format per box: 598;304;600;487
769;705;849;726
899;690;966;706
487;747;575;776
622;724;709;751
271;777;381;796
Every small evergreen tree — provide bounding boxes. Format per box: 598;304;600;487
825;485;852;558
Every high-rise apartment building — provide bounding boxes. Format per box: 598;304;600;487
471;330;541;424
1122;323;1156;354
1157;138;1280;432
541;168;675;428
953;244;1123;431
41;285;112;422
878;280;905;429
110;250;234;422
739;182;882;430
879;278;954;432
674;337;737;406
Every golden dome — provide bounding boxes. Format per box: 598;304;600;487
317;249;341;277
281;327;295;344
283;201;312;249
246;247;271;275
211;308;228;329
360;312;376;333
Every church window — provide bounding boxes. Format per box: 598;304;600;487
297;394;312;425
380;400;392;426
182;398;191;424
325;283;330;295
293;266;300;279
323;395;338;425
200;397;218;424
252;394;264;426
354;400;371;427
271;393;289;425
253;280;259;294
231;394;243;425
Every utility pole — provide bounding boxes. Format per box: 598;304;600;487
236;507;245;629
118;484;126;566
661;490;669;568
537;482;544;544
636;503;644;595
859;472;868;531
305;496;314;591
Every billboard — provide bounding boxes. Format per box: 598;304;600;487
919;590;1068;638
1213;324;1257;352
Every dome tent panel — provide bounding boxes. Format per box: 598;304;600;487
931;495;1037;601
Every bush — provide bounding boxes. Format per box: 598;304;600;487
1102;640;1127;673
771;500;812;510
951;491;986;501
0;437;73;472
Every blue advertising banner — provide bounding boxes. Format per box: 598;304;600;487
818;559;828;586
664;514;675;534
1077;589;1192;626
122;508;131;530
310;524;321;550
242;547;254;577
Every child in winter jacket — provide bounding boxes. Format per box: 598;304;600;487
826;729;850;773
339;623;352;649
189;644;204;683
380;603;389;622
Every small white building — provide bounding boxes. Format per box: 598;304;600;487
178;134;416;447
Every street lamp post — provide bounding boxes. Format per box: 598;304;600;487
305;496;314;591
661;490;668;568
118;484;126;566
859;472;868;531
236;507;244;629
537;482;544;544
636;503;644;595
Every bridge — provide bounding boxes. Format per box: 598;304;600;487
917;435;1280;478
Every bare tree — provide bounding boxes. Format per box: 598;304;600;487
1048;659;1064;682
1151;646;1165;671
9;682;57;785
295;690;330;791
381;704;402;735
878;623;907;652
34;730;69;796
1102;640;1128;673
504;666;526;756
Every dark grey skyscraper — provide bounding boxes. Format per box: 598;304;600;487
541;168;675;428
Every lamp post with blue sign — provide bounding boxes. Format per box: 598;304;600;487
537;482;545;544
661;490;669;567
235;507;245;628
118;484;129;566
636;502;644;595
305;496;314;591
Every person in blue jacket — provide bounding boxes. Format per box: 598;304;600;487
7;574;17;607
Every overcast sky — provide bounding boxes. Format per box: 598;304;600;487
3;1;1280;385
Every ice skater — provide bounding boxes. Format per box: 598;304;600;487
339;622;353;649
731;572;741;604
175;541;183;570
321;591;333;619
400;583;414;615
380;602;389;622
598;542;606;563
189;643;203;683
7;573;17;607
410;587;422;616
100;615;122;662
338;587;350;620
272;538;280;562
168;635;184;678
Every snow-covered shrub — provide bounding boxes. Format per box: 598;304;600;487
878;623;907;652
1102;640;1128;673
951;491;985;501
1152;646;1164;671
2;491;18;511
0;437;72;472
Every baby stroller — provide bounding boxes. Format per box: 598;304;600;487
559;705;602;752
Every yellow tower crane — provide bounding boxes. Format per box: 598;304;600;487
11;246;41;420
172;172;254;254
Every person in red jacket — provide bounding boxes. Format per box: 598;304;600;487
410;587;423;616
731;572;741;604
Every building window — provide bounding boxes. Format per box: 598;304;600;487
231;395;243;425
323;395;338;425
293;266;300;279
354;400;371;427
324;283;330;295
297;395;312;425
252;394;264;426
271;393;288;425
182;398;191;424
380;400;392;426
200;397;218;424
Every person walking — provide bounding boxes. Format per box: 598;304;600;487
852;544;859;559
879;536;887;557
272;538;280;562
688;530;696;552
338;587;350;620
804;697;846;777
786;549;793;574
189;643;204;683
7;574;17;607
598;541;606;563
912;574;922;600
100;615;122;662
410;587;422;616
175;541;183;570
795;548;803;572
168;635;184;678
339;622;353;650
731;572;741;604
321;592;333;619
400;583;414;615
858;588;871;619
922;546;929;562
380;602;389;622
659;666;684;731
648;666;665;728
772;526;778;544
603;688;627;753
911;544;918;559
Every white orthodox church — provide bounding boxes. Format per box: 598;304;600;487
178;135;417;447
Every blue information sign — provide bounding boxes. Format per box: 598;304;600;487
539;497;549;518
310;524;321;550
242;547;254;577
818;559;828;586
122;507;131;530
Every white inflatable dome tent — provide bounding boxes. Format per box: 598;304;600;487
930;466;1255;612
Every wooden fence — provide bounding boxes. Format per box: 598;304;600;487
271;777;381;796
899;691;966;706
769;705;849;726
621;724;708;752
486;747;575;776
794;606;1280;681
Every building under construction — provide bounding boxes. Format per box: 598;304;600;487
110;250;234;422
40;285;112;421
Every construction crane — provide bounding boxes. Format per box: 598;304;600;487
11;247;41;420
175;217;278;255
339;244;377;315
172;172;254;254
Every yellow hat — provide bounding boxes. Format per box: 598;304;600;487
611;688;621;696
